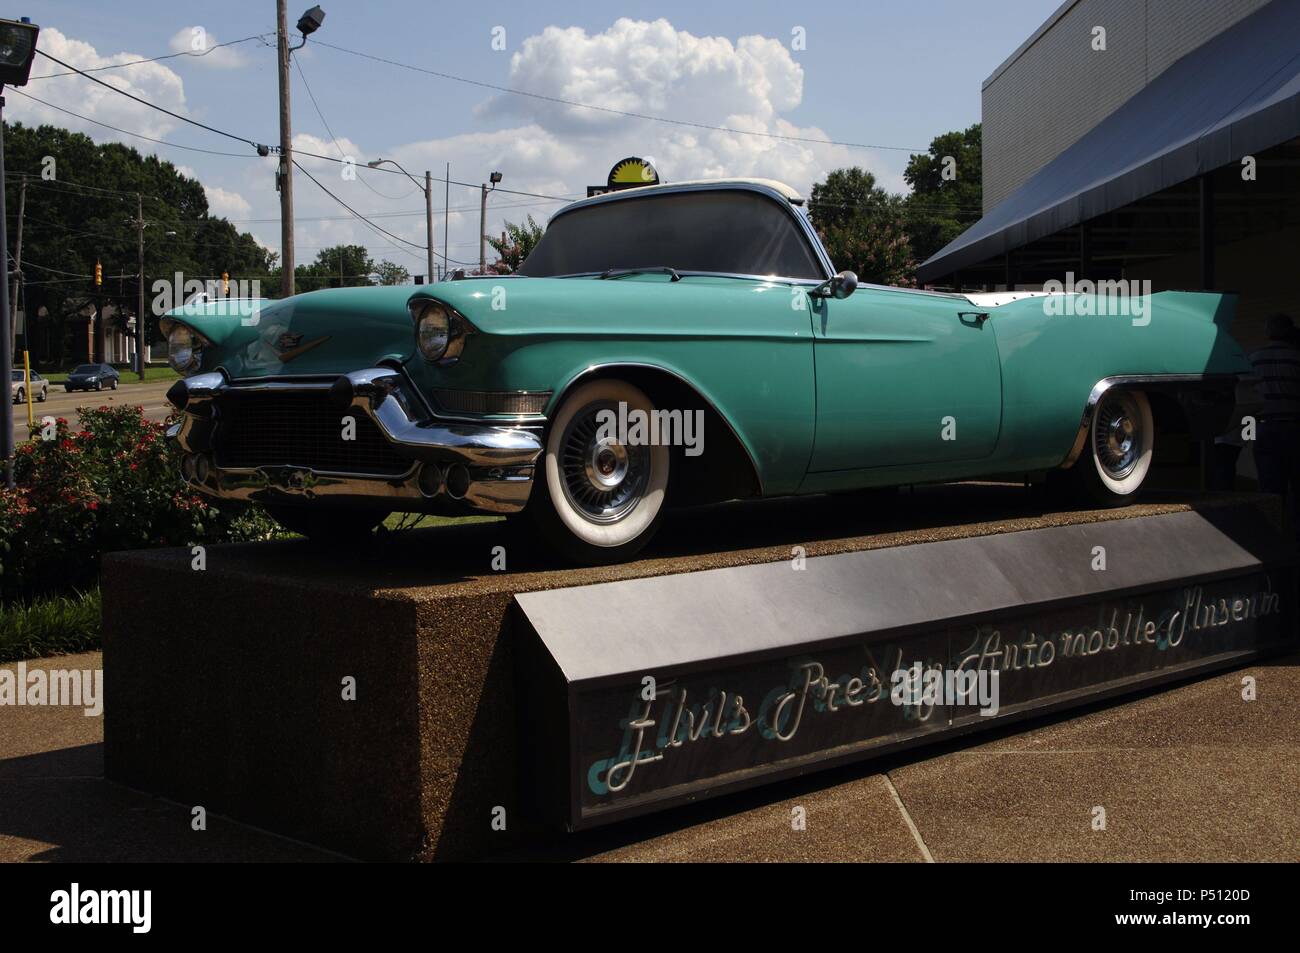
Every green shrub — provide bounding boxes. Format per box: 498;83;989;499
0;405;281;601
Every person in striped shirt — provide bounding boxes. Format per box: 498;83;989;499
1249;313;1300;537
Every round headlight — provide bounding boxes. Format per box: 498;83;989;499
167;324;203;376
415;302;450;362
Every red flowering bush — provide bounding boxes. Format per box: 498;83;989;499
0;405;279;600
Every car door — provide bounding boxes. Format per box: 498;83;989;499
808;286;1002;472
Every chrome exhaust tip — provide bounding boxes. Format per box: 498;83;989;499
445;464;471;500
417;462;445;498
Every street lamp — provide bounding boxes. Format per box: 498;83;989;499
368;158;434;283
481;172;502;273
296;5;326;39
0;16;40;491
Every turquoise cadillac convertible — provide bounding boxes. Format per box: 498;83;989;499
163;179;1249;562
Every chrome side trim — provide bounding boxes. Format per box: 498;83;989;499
1060;373;1240;469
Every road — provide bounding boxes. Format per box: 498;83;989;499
7;379;175;446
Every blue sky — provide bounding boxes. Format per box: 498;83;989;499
15;0;1060;272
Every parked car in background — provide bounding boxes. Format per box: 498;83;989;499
10;369;48;403
161;179;1251;563
64;363;120;392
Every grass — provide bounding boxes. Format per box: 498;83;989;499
382;512;502;530
0;588;102;663
39;366;179;385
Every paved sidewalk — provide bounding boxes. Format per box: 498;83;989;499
2;649;1296;862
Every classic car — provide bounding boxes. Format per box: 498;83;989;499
10;369;48;403
163;178;1249;563
64;363;120;392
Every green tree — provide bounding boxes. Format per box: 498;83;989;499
3;121;275;368
374;261;410;285
903;123;983;266
808;168;916;287
485;215;544;274
293;244;375;292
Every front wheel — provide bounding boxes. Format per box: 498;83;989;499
110;379;118;391
37;389;46;402
529;379;670;564
263;504;389;543
1061;389;1155;507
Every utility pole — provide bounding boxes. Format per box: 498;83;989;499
424;170;434;284
443;162;449;280
135;193;145;380
8;172;23;354
276;0;295;297
479;183;487;274
0;93;12;490
479;172;501;274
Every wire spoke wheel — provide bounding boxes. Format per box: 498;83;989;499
1060;387;1155;505
558;400;650;523
1093;391;1143;479
534;378;671;563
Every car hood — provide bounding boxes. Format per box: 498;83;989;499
164;288;420;379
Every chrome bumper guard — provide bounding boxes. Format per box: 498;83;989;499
166;367;543;514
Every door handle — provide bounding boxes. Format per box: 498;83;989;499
958;311;989;326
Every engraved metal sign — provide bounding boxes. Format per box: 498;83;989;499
514;508;1296;829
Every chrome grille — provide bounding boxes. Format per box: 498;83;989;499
213;392;409;476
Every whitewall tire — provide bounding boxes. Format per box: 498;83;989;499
531;378;670;563
1072;388;1155;505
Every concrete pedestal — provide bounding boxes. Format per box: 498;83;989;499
100;488;1294;861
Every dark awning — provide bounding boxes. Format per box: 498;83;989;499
917;0;1300;284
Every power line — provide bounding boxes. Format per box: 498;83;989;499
22;57;580;203
27;34;269;80
291;158;476;265
291;54;414;202
33;48;273;154
9;88;262;159
312;38;928;154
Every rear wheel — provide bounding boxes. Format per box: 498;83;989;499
529;379;670;564
13;388;23;404
1062;389;1155;506
264;504;388;543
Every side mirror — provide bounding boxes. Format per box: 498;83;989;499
811;270;858;300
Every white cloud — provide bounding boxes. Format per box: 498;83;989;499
470;17;881;196
16;21;901;270
167;27;249;69
204;185;251;219
12;27;187;141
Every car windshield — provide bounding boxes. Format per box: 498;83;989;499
517;189;825;280
73;365;98;374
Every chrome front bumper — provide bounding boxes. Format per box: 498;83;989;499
166;367;543;514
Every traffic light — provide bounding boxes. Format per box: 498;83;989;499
94;261;102;287
221;271;230;295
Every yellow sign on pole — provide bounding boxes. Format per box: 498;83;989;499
22;350;33;430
